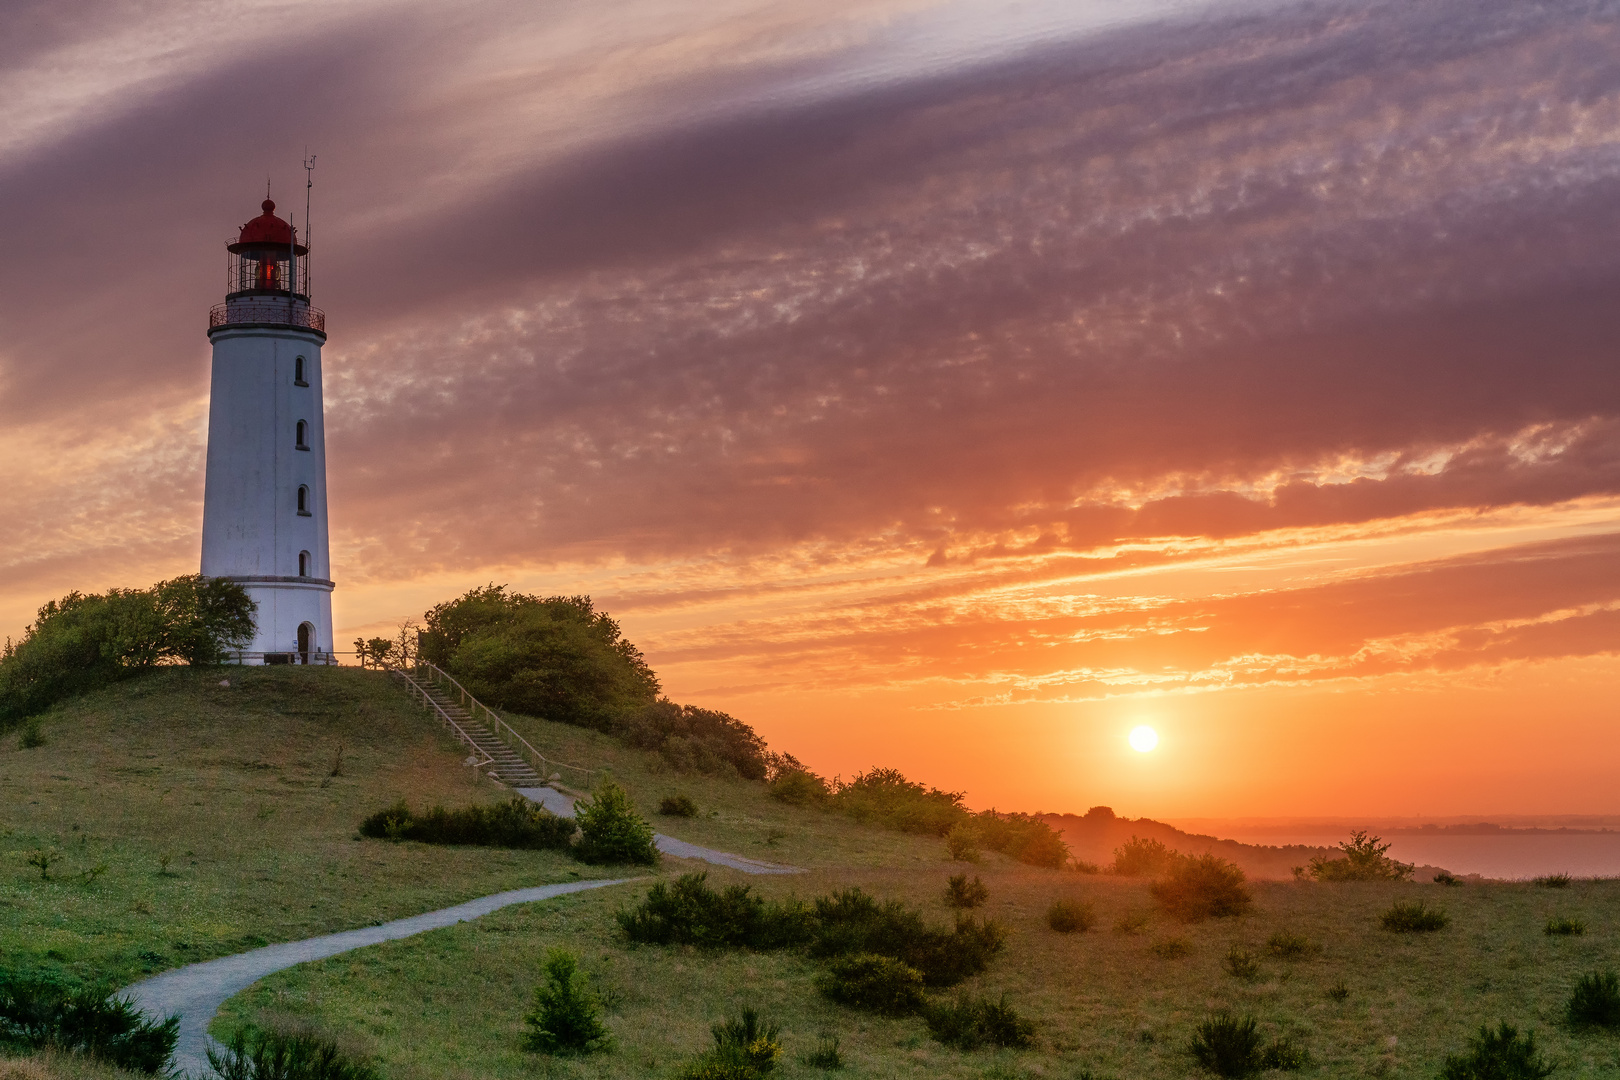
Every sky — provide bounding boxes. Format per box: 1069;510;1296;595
5;0;1620;821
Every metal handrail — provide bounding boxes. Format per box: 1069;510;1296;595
210;300;325;333
412;661;596;783
392;667;495;770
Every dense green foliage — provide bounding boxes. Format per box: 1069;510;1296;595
1439;1022;1554;1080
1266;931;1321;959
1188;1013;1304;1077
827;768;966;835
922;995;1036;1050
1567;971;1620;1029
1544;916;1585;936
617;700;769;779
658;793;699;817
674;1009;783;1079
616;873;812;949
943;874;987;909
1381;900;1450;933
523;949;612;1056
358;797;577;850
766;769;831;807
813;954;926;1016
1149;854;1252;922
1046;899;1095;933
574;779;660;865
0;576;255;724
0;975;178;1075
807;888;1005;987
1308;831;1415;882
1111;835;1179;876
208;1026;381;1079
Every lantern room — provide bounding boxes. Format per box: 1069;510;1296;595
226;198;308;298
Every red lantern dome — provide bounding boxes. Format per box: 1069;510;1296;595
230;198;306;256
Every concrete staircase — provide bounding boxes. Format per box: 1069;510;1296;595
406;675;547;788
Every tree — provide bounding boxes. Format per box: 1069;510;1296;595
523;949;612;1055
1308;831;1414;882
574;779;659;865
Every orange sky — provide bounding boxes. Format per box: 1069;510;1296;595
5;0;1620;819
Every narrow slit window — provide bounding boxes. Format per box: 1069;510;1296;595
298;550;311;576
297;485;310;515
294;356;308;385
296;420;309;449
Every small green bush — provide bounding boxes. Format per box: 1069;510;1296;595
814;954;926;1015
1567;971;1620;1029
358;797;576;849
207;1027;380;1079
575;779;660;865
1112;836;1178;876
945;874;988;909
944;822;981;862
659;794;699;817
768;769;830;807
923;995;1036;1050
523;949;612;1055
1380;900;1449;933
1152;937;1192;959
616;873;811;949
1047;899;1095;933
1188;1013;1304;1077
1308;830;1414;882
1545;916;1585;936
1266;930;1321;959
802;1035;843;1069
674;1009;782;1078
1533;873;1573;889
1439;1021;1554;1080
1224;946;1261;981
0;975;179;1075
1150;854;1251;922
18;718;45;749
1435;870;1462;886
809;888;1005;987
1326;981;1350;1002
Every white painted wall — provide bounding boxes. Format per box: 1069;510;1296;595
201;314;334;659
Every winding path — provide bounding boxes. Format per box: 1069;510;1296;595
122;785;802;1076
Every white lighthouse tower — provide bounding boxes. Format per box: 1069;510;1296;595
200;195;333;662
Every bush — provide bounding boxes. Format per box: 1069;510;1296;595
1439;1022;1554;1080
814;954;926;1015
1567;971;1620;1029
829;768;967;836
1533;873;1573;889
809;888;1005;987
616;873;812;950
0;975;179;1074
1545;916;1585;937
1380;900;1449;933
1114;910;1151;935
768;769;830;807
358;797;576;849
802;1035;843;1069
1435;870;1463;886
973;811;1069;868
1046;899;1095;933
1266;931;1321;959
1152;937;1193;959
207;1027;380;1079
1188;1013;1304;1077
18;719;44;749
659;794;699;817
1308;830;1414;882
1326;981;1349;1002
944;874;988;909
1223;946;1261;981
1149;854;1251;922
1112;836;1178;877
523;949;611;1056
944;822;981;863
923;995;1036;1050
618;700;769;779
574;779;659;865
692;1009;782;1077
0;576;255;724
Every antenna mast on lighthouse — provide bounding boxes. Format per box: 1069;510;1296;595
303;151;316;300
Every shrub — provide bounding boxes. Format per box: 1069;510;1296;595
944;822;981;863
18;719;44;749
1152;937;1192;959
802;1035;843;1069
1308;830;1413;882
1380;900;1449;933
1115;910;1151;935
1567;971;1620;1029
1439;1022;1554;1080
207;1027;380;1079
809;888;1005;987
1223;946;1261;981
659;794;699;817
945;874;989;909
0;975;179;1074
923;995;1036;1050
618;700;770;779
1545;916;1585;937
1435;870;1463;886
973;811;1069;868
575;779;660;865
616;873;812;949
1047;899;1095;933
357;797;576;850
672;1010;783;1079
1188;1013;1305;1077
768;769;830;807
1266;931;1321;959
1326;981;1349;1002
828;768;967;836
1533;873;1573;889
523;949;611;1055
0;576;255;723
1112;836;1178;877
1150;854;1251;922
814;954;926;1015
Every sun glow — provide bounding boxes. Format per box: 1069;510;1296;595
1129;725;1159;753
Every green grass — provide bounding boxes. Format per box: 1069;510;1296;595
9;668;1620;1078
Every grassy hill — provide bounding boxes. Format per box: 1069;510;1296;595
5;669;1620;1079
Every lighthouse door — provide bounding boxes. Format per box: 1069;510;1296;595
297;623;313;664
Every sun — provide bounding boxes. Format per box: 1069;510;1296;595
1129;725;1159;753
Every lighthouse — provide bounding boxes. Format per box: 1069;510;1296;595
200;196;333;663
